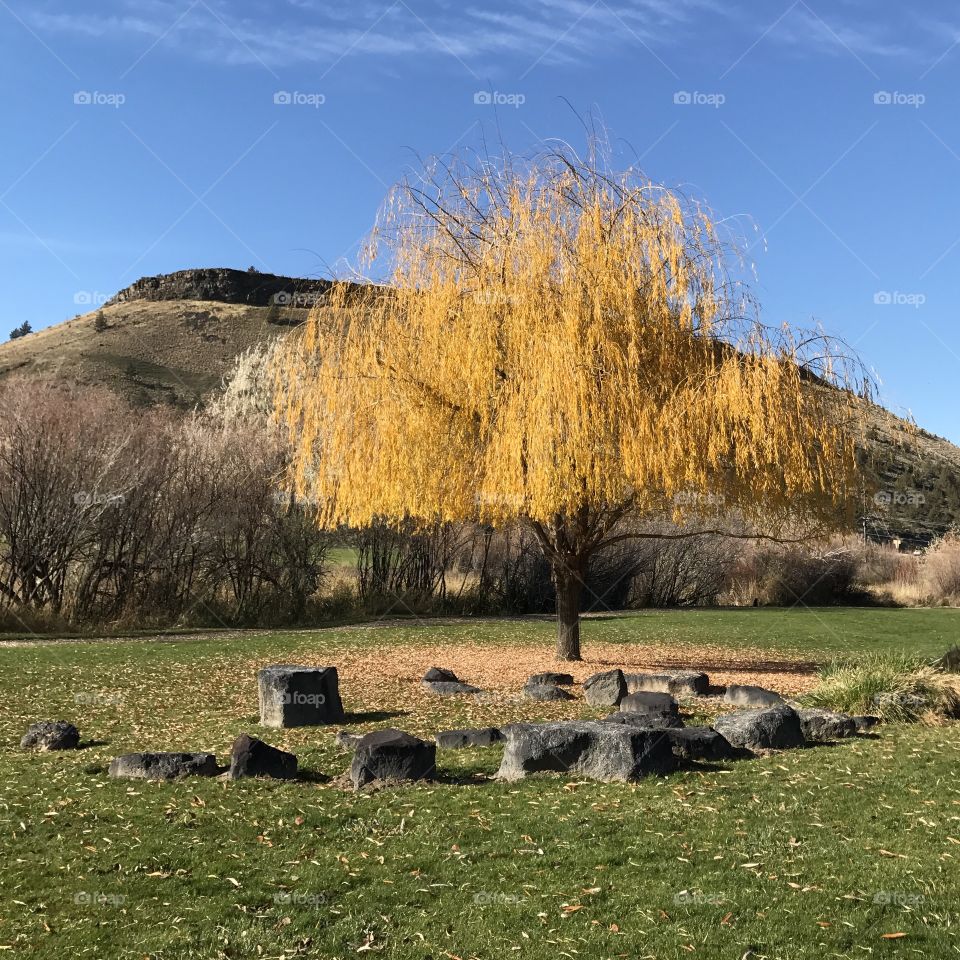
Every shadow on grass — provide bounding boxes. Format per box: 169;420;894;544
296;769;333;784
342;709;409;724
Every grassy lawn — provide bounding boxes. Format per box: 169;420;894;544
1;608;958;959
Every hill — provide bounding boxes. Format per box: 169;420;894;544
0;269;322;408
1;267;958;545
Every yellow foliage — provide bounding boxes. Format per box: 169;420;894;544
272;146;863;538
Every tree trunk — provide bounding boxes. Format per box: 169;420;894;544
554;563;584;661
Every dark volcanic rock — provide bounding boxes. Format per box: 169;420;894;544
20;720;80;751
435;727;504;749
350;729;436;789
423;667;460;683
258;665;345;728
620;691;679;716
602;711;684;730
496;720;677;782
712;705;805;752
421;680;482;696
583;669;627;707
108;752;219;780
523;682;575;702
625;670;709;697
106;268;341;308
618;691;682;729
527;672;575;687
797;708;858;742
723;685;786;709
228;733;297;779
665;727;738;762
851;714;881;732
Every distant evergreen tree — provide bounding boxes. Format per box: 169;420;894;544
93;311;108;333
8;322;31;340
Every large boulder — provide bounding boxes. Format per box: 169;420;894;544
20;720;80;751
797;708;857;742
723;685;785;709
666;727;738;762
350;729;436;789
602;711;684;730
712;705;805;752
618;691;682;729
496;721;677;782
435;727;504;749
108;752;219;780
625;670;709;697
583;669;627;707
527;672;575;687
523;682;575;702
228;733;297;779
258;665;345;728
620;691;679;715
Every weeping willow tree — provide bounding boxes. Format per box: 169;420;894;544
273;143;865;660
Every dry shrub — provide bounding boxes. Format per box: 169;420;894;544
0;376;329;630
723;539;859;606
922;532;960;604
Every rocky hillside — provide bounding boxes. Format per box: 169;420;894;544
1;267;958;545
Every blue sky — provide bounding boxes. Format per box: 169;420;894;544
2;1;960;439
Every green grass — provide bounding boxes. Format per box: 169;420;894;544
1;609;959;959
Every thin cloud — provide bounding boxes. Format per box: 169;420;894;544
22;0;947;69
22;0;730;68
763;5;925;60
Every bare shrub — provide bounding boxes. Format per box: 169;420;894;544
724;540;859;606
0;377;329;630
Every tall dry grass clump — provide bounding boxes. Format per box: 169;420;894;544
803;654;960;722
